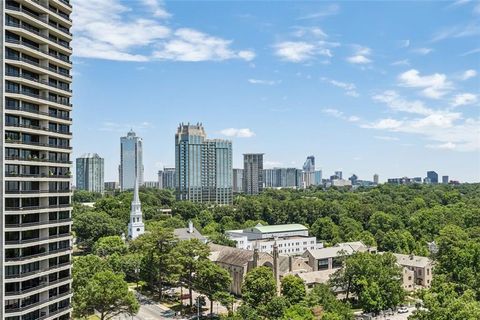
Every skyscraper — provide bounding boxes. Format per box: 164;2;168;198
373;174;379;185
334;171;343;180
2;0;74;318
175;123;233;204
314;170;323;185
127;178;145;239
161;167;176;189
426;171;438;184
302;155;315;188
442;175;449;184
243;153;264;195
233;168;244;193
76;153;104;193
120;130;143;190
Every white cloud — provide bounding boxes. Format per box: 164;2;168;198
321;77;359;97
460;69;477;80
431;22;480;42
292;26;328;39
451;93;478;107
411;48;433;55
348;116;360;122
274;41;333;62
72;0;254;62
374;136;400;141
398;69;452;99
391;59;410;66
426;142;457;150
372;90;433;115
399;40;410;48
219;128;255;138
461;47;480;56
322;109;360;122
248;79;280;85
141;0;171;18
362;118;403;130
153;28;255;62
297;4;340;20
347;45;372;64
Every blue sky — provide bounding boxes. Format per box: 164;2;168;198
71;0;480;183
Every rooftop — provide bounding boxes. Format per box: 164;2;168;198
174;226;207;242
306;245;355;260
393;253;432;268
242;223;308;234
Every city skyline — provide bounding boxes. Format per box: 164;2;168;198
71;1;479;183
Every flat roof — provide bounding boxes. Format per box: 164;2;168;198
393;253;432;268
247;223;308;234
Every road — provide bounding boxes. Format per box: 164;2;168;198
113;292;181;320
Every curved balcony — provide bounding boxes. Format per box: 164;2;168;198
6;20;72;52
4;204;72;213
6;38;72;66
4;290;72;314
5;276;71;297
5;156;72;165
5;139;72;150
5;219;72;230
4;246;73;263
5;262;71;281
6;71;72;95
6;105;72;122
6;122;72;136
6;54;72;80
29;0;72;24
5;233;71;246
6;87;72;107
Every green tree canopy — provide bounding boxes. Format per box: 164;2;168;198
242;266;277;308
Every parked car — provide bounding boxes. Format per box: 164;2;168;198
398;306;409;313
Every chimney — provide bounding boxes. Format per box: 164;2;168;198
188;220;193;234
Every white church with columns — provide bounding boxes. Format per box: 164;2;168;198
128;177;145;239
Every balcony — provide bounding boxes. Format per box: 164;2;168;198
30;0;72;23
4;204;72;212
6;4;72;38
4;139;72;150
5;122;72;136
5;232;71;245
6;20;72;51
5;219;72;229
6;105;72;121
5;276;71;297
5;155;72;165
5;246;72;262
6;38;72;65
5;262;71;280
4;290;72;314
6;87;72;107
6;71;72;94
5;189;71;195
5;54;72;79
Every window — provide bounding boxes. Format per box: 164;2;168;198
318;258;329;270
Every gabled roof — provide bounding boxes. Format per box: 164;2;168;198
306;245;355;260
174;227;207;242
209;243;271;267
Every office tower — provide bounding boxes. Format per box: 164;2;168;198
175;123;233;204
243;153;264;195
263;168;276;188
143;181;159;188
2;0;74;318
157;170;164;189
334;171;343;180
233;168;244;193
104;181;119;191
349;174;358;185
302;155;315;188
127;178;145;239
119;130;143;191
314;170;323;185
162;167;176;189
442;175;449;184
426;171;438;184
76;153;104;193
373;174;379;185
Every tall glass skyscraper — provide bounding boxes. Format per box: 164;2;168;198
120;130;143;191
175;123;233;204
302;155;315;187
76;153;104;193
243;153;264;195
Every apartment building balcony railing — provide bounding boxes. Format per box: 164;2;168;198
5;204;72;212
5;276;71;297
5;155;72;165
6;122;72;136
6;4;72;37
30;0;72;22
5;139;72;150
57;0;72;8
6;38;72;65
6;71;72;93
6;105;72;121
4;290;71;314
5;262;71;280
5;246;72;262
5;53;72;79
5;219;72;229
6;20;72;50
6;87;72;107
38;305;71;320
5;233;71;245
5;189;71;195
5;172;71;179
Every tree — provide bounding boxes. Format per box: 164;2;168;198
311;217;340;244
280;275;306;305
213;291;236;316
330;252;405;313
282;305;314;320
73;190;102;203
242;266;277;308
305;284;353;320
93;235;128;257
194;260;232;318
77;270;139;320
176;239;210;307
73;210;125;250
264;296;289;319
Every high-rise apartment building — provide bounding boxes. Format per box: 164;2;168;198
2;0;74;318
243;153;264;195
175;123;233;204
314;170;323;186
442;175;449;184
334;171;343;180
119;130;143;191
263;168;277;188
426;171;438;184
159;167;175;189
373;174;379;185
76;153;104;193
233;168;244;193
302;155;315;188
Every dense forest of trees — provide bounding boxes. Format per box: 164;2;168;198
72;184;480;318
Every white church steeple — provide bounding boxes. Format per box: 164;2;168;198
128;177;145;239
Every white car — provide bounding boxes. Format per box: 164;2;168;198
398;306;409;313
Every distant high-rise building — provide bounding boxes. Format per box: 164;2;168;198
334;171;343;180
144;181;159;188
120;130;144;190
426;171;438;184
105;181;120;191
314;170;323;185
76;153;105;193
233;169;244;193
442;175;449;184
157;170;164;189
175;123;233;204
349;174;358;185
373;174;379;185
127;178;145;239
243;153;264;195
161;167;176;189
263;168;277;188
1;1;74;317
302;155;315;188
